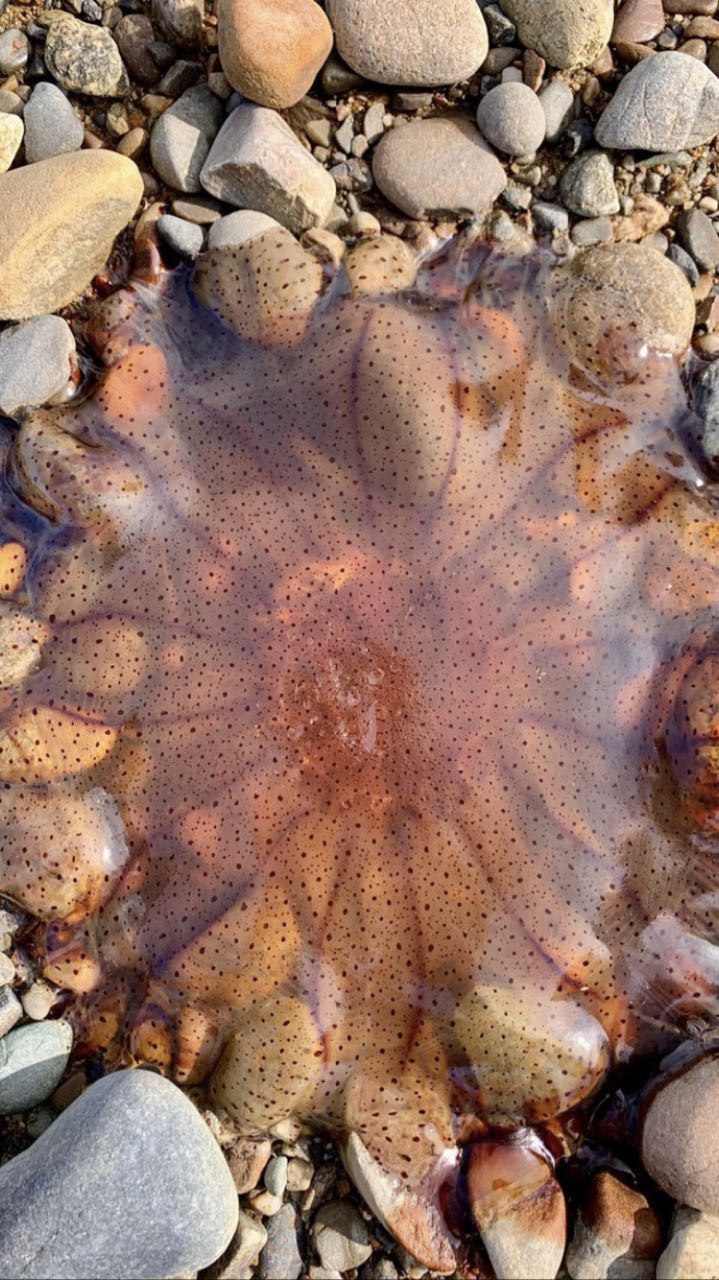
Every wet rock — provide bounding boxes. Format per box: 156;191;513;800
0;150;143;320
373;117;506;218
152;0;204;46
595;52;719;149
200;103;336;233
468;1143;566;1280
150;84;224;193
114;14;161;86
44;16;130;96
0;29;28;76
560;151;619;216
0;115;22;173
218;0;332;109
0;316;75;417
565;1170;661;1280
476;82;546;155
23;83;83;163
642;1055;719;1213
158;212;204;258
657;1206;719;1280
538;77;575;142
312;1201;373;1273
0;1070;238;1278
499;0;614;69
325;0;488;85
258;1202;304;1280
612;0;665;42
676;206;719;269
0;1020;73;1113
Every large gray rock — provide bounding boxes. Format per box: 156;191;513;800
150;84;224;193
23;83;84;163
326;0;488;86
200;103;336;234
595;52;719;150
372;117;506;218
44;16;130;96
0;1070;239;1279
0;1020;73;1114
0;316;76;418
499;0;613;69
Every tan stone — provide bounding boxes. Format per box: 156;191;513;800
468;1142;566;1280
657;1207;719;1279
642;1055;719;1213
218;0;333;109
566;1171;661;1279
0;151;143;320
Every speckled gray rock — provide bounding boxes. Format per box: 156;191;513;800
313;1202;373;1273
258;1203;304;1280
0;316;75;417
0;115;22;174
152;0;204;45
693;357;719;464
560;151;619;216
208;208;281;248
373;117;506;218
200;104;336;233
158;212;204;258
538;78;575;142
676;207;719;270
326;0;488;85
668;241;700;286
0;1020;73;1114
642;1056;719;1212
0;1070;238;1279
499;0;613;69
151;84;224;193
595;52;719;150
23;83;83;163
476;81;546;155
0;29;28;76
44;16;130;96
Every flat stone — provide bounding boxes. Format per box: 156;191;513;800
0;114;22;173
499;0;614;69
151;0;204;45
532;200;569;232
566;1171;661;1280
150;84;224;192
172;192;224;223
0;150;143;320
612;0;665;43
200;103;336;234
158;212;204;258
560;150;619;215
207;208;282;249
312;1201;373;1273
218;0;332;109
0;29;28;76
476;81;546;155
44;16;130;96
326;0;489;85
0;316;76;417
23;83;83;164
657;1207;719;1280
0;1070;238;1278
676;206;719;268
595;51;719;149
372;117;507;218
0;1020;73;1113
258;1203;304;1280
114;14;161;86
642;1055;719;1212
538;77;575;141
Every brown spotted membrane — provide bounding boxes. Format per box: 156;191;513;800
1;228;718;1266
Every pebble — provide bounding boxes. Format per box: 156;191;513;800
560;150;619;216
312;1201;373;1274
373;116;506;218
657;1206;719;1280
0;150;143;320
21;980;57;1021
44;16;130;96
692;354;719;465
227;1136;272;1193
0;29;29;76
565;1170;661;1280
0;1070;237;1278
258;1202;304;1280
0;1020;72;1113
114;14;161;87
117;126;147;160
538;77;575;142
213;1210;268;1277
171;192;224;223
595;52;719;149
612;0;665;43
0;954;14;985
533;200;570;232
476;81;546;155
0;315;76;417
208;207;281;248
157;58;202;97
499;0;613;69
676;206;719;268
668;241;701;284
0;987;22;1038
0;114;22;173
200;103;337;233
218;0;332;109
157;212;204;258
150;84;224;193
642;1055;719;1212
265;1154;289;1199
468;1143;566;1280
364;100;386;144
0;90;23;116
325;0;488;86
321;52;365;95
286;1157;314;1192
23;83;83;163
152;0;204;46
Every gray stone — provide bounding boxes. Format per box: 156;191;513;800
326;0;488;86
560;151;619;216
538;78;575;142
676;206;719;269
693;344;719;464
476;81;546;155
150;84;224;193
320;52;366;95
372;117;507;218
171;192;224;223
532;200;569;232
312;1201;373;1273
0;1020;73;1113
157;212;204;258
258;1203;304;1280
0;315;76;417
657;1207;719;1280
114;14;161;86
211;1210;268;1277
484;3;516;44
152;0;204;45
0;1070;238;1279
0;987;21;1038
157;58;202;97
0;115;22;174
391;90;434;111
264;1154;288;1199
499;0;614;69
0;29;28;76
0;90;23;116
44;16;130;96
363;100;386;144
23;83;84;163
570;215;614;244
200;104;337;234
502;182;532;210
668;241;700;285
595;52;719;150
207;208;281;248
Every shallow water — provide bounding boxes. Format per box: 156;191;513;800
0;236;718;1200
